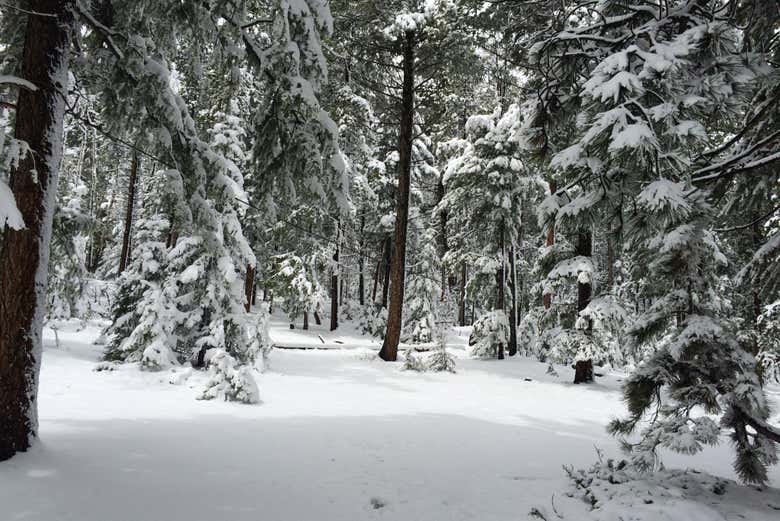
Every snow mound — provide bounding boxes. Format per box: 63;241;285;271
531;458;780;521
198;349;260;404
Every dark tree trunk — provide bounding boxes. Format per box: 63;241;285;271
303;311;309;330
118;152;139;274
381;233;391;308
314;311;321;326
379;30;415;362
458;264;466;327
508;240;518;356
574;361;593;384
574;228;593;384
0;1;72;461
543;180;556;310
495;219;506;360
606;236;614;292
330;225;339;331
359;213;365;306
437;173;447;302
244;264;255;312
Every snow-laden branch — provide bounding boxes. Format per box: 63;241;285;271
0;75;38;91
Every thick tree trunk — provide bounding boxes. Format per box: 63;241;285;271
303;311;309;330
330;225;339;331
495;219;506;360
574;228;593;384
508;240;518;356
118;152;139;274
458;264;466;327
244;264;255;312
379;30;415;362
0;1;72;461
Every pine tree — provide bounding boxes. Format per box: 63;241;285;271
528;0;780;483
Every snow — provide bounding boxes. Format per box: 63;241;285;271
0;180;24;229
0;74;38;91
1;319;779;521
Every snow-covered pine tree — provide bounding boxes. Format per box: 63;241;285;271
440;104;538;358
529;0;779;483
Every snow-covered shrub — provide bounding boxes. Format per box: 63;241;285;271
140;340;177;371
427;335;456;373
199;349;260;404
358;305;387;338
528;455;780;521
270;254;325;325
402;349;426;372
468;310;509;359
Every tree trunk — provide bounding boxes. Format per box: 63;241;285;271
573;228;593;384
359;213;365;306
379;30;415;362
437;173;447;302
508;240;518;356
371;258;380;305
458;264;466;326
0;1;72;461
543;180;556;309
330;224;339;331
381;233;391;308
303;311;309;330
118;152;139;274
244;264;255;312
606;235;614;292
495;219;506;360
314;311;321;326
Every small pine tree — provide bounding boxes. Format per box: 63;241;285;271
427;331;456;373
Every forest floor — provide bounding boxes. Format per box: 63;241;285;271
1;315;780;520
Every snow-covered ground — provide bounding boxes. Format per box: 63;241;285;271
2;317;780;520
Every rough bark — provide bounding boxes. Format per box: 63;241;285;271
118;152;139;274
379;31;415;362
573;228;593;384
0;0;72;461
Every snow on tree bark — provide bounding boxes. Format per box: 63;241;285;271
0;0;73;461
